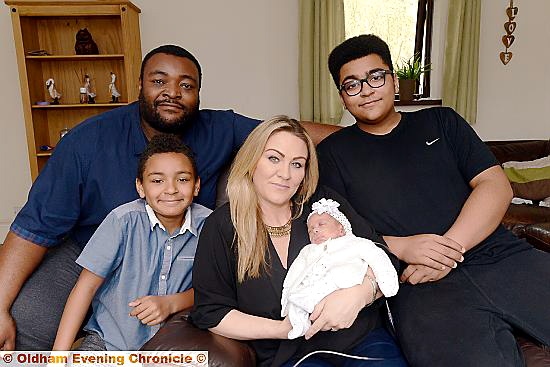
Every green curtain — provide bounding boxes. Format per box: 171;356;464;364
442;0;481;124
299;0;345;124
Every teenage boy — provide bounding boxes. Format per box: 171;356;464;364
53;134;211;351
317;34;550;366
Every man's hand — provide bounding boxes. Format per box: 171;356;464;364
400;264;452;284
0;310;16;351
129;295;172;326
385;234;464;270
304;285;364;340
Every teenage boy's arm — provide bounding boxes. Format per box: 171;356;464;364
444;165;512;251
393;165;512;284
0;232;48;351
383;233;464;270
53;269;104;351
128;289;194;326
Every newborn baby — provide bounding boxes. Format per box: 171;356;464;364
281;198;399;339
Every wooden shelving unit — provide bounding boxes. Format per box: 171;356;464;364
5;0;141;179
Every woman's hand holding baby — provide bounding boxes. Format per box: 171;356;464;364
304;284;366;340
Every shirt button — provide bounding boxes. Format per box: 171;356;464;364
161;275;166;280
166;245;171;250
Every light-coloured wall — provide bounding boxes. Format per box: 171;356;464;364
1;1;549;240
134;0;299;118
476;0;550;140
0;6;32;239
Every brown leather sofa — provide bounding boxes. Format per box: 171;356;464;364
485;140;550;366
142;138;550;366
486;140;550;252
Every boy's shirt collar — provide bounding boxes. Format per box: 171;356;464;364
145;202;197;237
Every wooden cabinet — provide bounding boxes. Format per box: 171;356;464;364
5;0;141;179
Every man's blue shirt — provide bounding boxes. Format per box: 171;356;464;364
11;102;259;247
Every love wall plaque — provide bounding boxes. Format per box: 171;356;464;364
500;0;518;65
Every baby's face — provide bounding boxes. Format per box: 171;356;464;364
307;213;345;244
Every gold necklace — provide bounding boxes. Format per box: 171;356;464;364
265;219;292;237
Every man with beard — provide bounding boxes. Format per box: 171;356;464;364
0;45;279;351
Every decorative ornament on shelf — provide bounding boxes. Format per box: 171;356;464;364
45;78;61;105
109;72;121;103
74;28;99;55
59;127;70;139
84;74;96;104
500;0;518;65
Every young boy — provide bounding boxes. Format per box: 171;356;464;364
317;34;550;366
281;198;398;339
53;134;212;351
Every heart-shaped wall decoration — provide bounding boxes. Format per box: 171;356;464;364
500;52;513;65
500;1;517;66
502;35;515;48
504;21;517;34
506;6;518;20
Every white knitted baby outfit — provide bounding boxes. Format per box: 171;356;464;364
281;198;399;339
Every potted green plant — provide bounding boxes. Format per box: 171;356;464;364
395;54;430;101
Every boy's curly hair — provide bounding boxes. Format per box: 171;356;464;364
137;134;197;181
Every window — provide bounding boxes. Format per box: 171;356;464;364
344;0;434;98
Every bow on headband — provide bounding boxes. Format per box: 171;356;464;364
308;198;353;235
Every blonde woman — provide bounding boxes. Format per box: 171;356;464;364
191;116;406;367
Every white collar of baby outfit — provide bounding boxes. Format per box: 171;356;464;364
145;203;192;235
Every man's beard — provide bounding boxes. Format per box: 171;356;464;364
139;92;199;134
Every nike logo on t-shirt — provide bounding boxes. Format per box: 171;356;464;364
426;138;440;146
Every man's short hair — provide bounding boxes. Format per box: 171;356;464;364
140;44;202;87
328;34;393;88
137;134;198;181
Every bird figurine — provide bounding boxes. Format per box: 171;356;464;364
84;74;96;104
109;72;121;103
45;78;61;105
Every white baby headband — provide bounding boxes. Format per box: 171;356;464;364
308;198;353;235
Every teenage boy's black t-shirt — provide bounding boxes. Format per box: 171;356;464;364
317;107;531;264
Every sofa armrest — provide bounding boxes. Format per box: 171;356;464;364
141;310;256;367
502;204;550;230
524;223;550;253
501;204;550;239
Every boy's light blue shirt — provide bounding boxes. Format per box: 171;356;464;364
76;198;212;350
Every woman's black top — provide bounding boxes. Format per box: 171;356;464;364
191;186;399;366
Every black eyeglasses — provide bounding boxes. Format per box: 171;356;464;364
339;69;393;96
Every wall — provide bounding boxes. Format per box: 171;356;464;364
0;0;549;240
0;6;31;240
134;0;299;118
475;0;550;140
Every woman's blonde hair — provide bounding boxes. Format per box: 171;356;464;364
227;115;319;282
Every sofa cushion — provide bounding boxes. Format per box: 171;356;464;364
502;156;550;200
